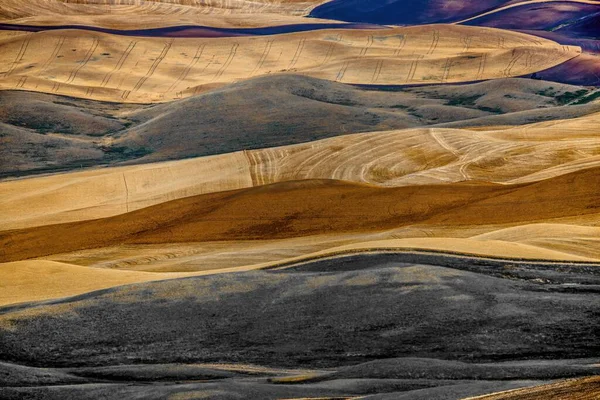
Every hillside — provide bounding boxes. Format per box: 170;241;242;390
2;75;599;177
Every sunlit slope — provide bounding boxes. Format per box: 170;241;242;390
245;112;600;187
5;75;598;178
0;25;580;102
0;0;330;22
1;0;341;29
3;112;600;230
2;235;593;307
0;260;196;306
464;375;600;400
0;153;253;230
6;13;343;30
2;165;600;262
39;232;600;275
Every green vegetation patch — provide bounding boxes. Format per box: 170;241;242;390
101;145;153;159
445;94;482;107
572;91;600;105
555;90;588;105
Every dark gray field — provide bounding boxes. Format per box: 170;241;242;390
1;253;599;399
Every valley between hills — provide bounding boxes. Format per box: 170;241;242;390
1;1;600;399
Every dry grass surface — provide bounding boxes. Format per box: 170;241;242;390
0;260;196;306
3;111;600;230
0;0;341;30
464;375;600;399
5;75;597;178
2;165;600;263
5;13;341;29
0;25;580;102
1;2;599;398
0;0;331;21
36;232;600;275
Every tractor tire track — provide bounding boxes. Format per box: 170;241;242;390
360;35;373;57
372;59;384;83
503;49;524;77
441;57;453;83
5;33;32;77
252;40;273;75
214;42;238;79
461;36;472;53
476;53;487;80
320;34;341;67
65;37;99;84
394;34;407;57
101;40;137;88
288;38;305;70
406;54;423;83
36;36;65;79
167;44;204;93
15;76;27;89
126;40;172;98
427;30;440;55
336;61;349;81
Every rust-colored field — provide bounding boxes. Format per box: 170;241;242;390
2;165;600;263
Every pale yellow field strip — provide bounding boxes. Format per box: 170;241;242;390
456;0;600;25
0;24;580;102
0;260;198;306
0;151;253;230
244;112;600;188
7;13;342;29
0;0;331;21
40;230;600;273
56;0;331;16
1;235;597;306
2;112;599;230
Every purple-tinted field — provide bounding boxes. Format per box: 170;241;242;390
310;0;516;25
529;53;600;86
462;2;600;31
0;22;383;38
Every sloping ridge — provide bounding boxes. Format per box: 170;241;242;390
0;260;195;306
2;166;599;262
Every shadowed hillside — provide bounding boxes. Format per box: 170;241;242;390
310;0;513;25
2;75;599;177
2;2;600;399
1;253;599;399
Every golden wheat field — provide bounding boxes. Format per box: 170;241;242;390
0;25;580;102
1;1;600;399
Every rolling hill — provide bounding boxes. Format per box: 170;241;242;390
0;25;580;102
2;75;599;178
2;1;600;399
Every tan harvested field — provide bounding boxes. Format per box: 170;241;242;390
3;111;600;230
0;0;330;21
1;235;597;305
0;0;341;30
0;25;580;102
39;234;600;273
2;1;600;398
0;260;196;306
5;13;341;29
0;152;253;230
464;375;600;399
2;165;600;263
